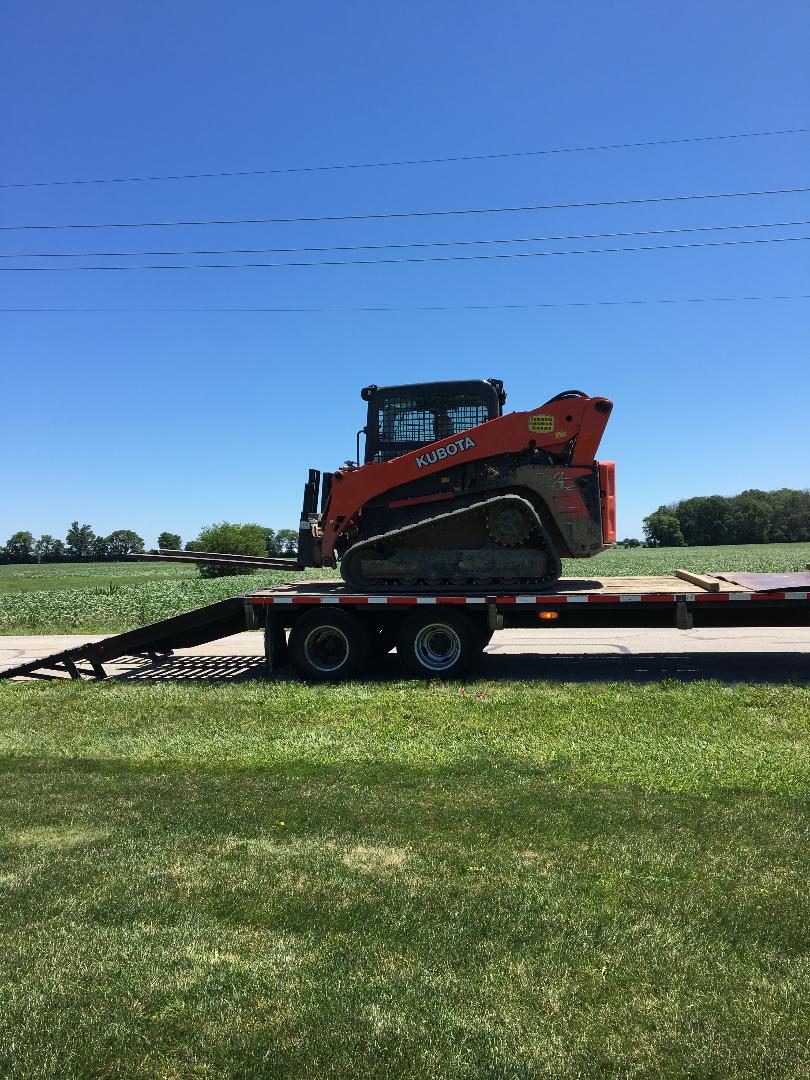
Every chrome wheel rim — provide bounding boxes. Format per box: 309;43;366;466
303;625;350;673
413;623;461;671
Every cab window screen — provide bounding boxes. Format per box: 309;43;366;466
374;393;492;461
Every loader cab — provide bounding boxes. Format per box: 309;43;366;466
360;379;506;463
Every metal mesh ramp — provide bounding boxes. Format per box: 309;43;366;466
0;596;248;681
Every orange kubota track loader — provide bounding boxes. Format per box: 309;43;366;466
297;379;615;592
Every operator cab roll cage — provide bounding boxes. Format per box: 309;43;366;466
360;379;507;464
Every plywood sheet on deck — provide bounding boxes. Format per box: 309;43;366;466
566;576;747;595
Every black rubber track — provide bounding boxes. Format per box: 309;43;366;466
339;494;562;594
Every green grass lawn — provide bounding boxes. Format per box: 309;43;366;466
1;542;808;635
1;679;809;1077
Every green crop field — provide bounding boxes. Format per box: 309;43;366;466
571;540;810;577
0;542;808;635
1;679;809;1078
0;562;336;635
0;560;201;594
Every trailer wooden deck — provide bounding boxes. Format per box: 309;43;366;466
245;574;796;606
250;575;751;596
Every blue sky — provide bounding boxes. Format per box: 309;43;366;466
2;1;808;547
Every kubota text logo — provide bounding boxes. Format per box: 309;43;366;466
415;435;476;469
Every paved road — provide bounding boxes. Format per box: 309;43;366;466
483;626;810;682
2;627;809;682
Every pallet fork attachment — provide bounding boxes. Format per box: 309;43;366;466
133;550;299;571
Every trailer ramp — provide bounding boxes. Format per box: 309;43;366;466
0;596;249;681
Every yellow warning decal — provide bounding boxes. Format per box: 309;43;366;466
528;414;554;433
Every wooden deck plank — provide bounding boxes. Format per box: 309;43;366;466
248;574;749;598
674;569;721;592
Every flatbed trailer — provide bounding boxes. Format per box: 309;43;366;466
2;576;808;683
248;576;810;680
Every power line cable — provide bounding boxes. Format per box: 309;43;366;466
4;218;808;260
2;233;807;271
2;127;807;190
3;294;808;314
2;185;809;233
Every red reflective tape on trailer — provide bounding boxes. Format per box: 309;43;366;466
338;595;369;604
496;596;517;604
587;594;621;603
387;596;418;605
535;595;569;603
752;592;785;600
437;596;469;604
693;593;730;602
292;596;319;604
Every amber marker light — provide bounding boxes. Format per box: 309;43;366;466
538;611;559;621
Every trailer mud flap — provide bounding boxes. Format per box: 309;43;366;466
675;599;693;630
264;613;290;676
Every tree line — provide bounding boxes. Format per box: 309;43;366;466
0;522;298;564
5;490;807;563
643;488;810;547
187;523;299;577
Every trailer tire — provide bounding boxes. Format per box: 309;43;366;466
397;609;482;679
289;609;371;682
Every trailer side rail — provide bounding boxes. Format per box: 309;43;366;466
248;588;809;608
